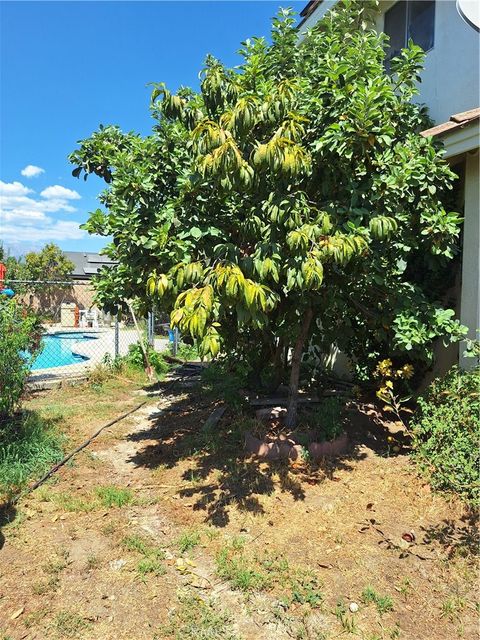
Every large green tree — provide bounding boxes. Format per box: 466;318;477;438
70;1;465;426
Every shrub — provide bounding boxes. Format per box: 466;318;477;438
411;366;480;507
126;342;169;377
305;396;346;441
0;411;64;497
0;298;42;419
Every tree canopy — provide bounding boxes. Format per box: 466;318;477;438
70;0;466;426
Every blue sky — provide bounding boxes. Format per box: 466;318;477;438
0;1;303;256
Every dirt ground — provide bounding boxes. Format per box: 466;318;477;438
0;371;478;640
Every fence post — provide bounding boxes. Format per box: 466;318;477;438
147;310;155;348
173;327;179;357
114;315;119;358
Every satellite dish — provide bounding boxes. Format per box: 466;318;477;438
457;0;480;32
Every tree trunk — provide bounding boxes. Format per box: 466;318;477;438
285;308;313;429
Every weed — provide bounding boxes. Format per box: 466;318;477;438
441;595;466;621
178;529;201;553
52;611;89;637
43;548;69;575
122;533;166;578
289;573;323;608
86;555;100;570
32;577;59;594
361;586;394;615
396;577;412;597
216;546;269;592
95;485;133;508
158;591;240;640
54;492;95;513
137;556;167;577
23;608;49;629
229;534;246;550
101;521;117;535
122;534;152;555
334;600;358;634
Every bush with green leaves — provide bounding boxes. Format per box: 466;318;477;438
0;298;42;419
411;366;480;508
126;341;169;377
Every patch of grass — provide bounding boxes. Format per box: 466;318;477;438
178;528;201;553
94;485;133;508
86;555;100;570
216;546;269;592
361;586;394;615
121;533;166;578
215;543;323;608
101;521;117;535
32;576;59;594
441;595;466;621
53;491;96;513
43;548;70;575
122;534;152;555
137;556;167;577
0;411;64;498
334;600;358;634
52;611;89;638
158;591;240;640
289;573;323;608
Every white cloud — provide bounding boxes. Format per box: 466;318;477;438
40;185;80;200
1;221;85;243
0;179;85;247
21;165;45;178
0;180;32;197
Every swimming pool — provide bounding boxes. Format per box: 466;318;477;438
30;332;98;370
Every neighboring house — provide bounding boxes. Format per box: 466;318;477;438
299;0;480;369
63;251;117;281
19;251;117;325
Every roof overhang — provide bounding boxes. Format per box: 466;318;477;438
421;108;480;158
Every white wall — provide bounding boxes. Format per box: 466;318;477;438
459;151;480;369
299;0;480;124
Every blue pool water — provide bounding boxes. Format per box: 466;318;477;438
30;333;98;370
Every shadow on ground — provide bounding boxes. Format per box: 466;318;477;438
122;375;405;527
0;502;17;550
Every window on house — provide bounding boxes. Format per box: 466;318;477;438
384;0;435;67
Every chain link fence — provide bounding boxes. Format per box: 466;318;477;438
2;280;171;382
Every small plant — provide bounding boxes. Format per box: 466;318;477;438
121;533;166;578
411;365;479;507
441;595;466;621
137;556;167;577
306;397;345;442
95;485;133;508
52;611;89;638
178;529;201;554
334;600;358;633
54;491;96;513
176;340;200;361
216;546;269;592
122;534;152;555
289;573;323;608
374;359;414;426
127;342;169;377
159;592;240;640
86;555;100;570
361;586;394;615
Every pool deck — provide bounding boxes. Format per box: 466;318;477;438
28;327;169;390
